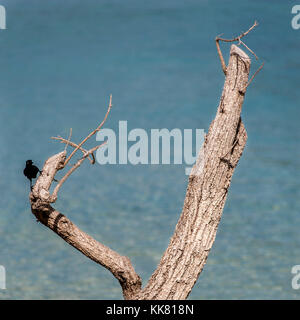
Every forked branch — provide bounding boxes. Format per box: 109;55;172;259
30;96;142;299
29;27;261;300
51;136;96;164
50;141;107;202
63;94;112;167
216;21;258;75
48;95;112;201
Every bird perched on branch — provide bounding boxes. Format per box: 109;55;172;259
23;160;41;190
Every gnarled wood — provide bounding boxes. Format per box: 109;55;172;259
29;43;253;300
30;151;142;300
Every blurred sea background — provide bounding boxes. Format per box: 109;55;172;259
0;0;299;299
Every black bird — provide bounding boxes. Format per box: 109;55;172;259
23;160;41;190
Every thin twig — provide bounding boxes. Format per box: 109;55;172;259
64;95;112;167
49;94;113;200
215;37;227;75
51;141;107;201
216;21;258;43
215;21;258;75
239;40;258;60
64;128;73;152
245;61;264;89
51;136;95;164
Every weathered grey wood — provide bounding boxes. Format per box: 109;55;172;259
30;151;142;300
29;44;251;300
136;44;250;299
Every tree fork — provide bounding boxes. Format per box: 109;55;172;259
29;41;256;299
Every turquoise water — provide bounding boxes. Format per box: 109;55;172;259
0;0;299;299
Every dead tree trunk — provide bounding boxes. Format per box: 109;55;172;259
29;31;259;299
136;44;250;299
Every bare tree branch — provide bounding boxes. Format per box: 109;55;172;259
136;44;251;299
30;97;142;299
216;21;258;75
63;94;112;167
30;151;141;300
51;136;95;164
50;141;107;203
246;61;264;89
29;29;260;299
64;128;73;152
216;21;258;43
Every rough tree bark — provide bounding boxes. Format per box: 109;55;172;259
29;32;258;299
138;44;250;299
